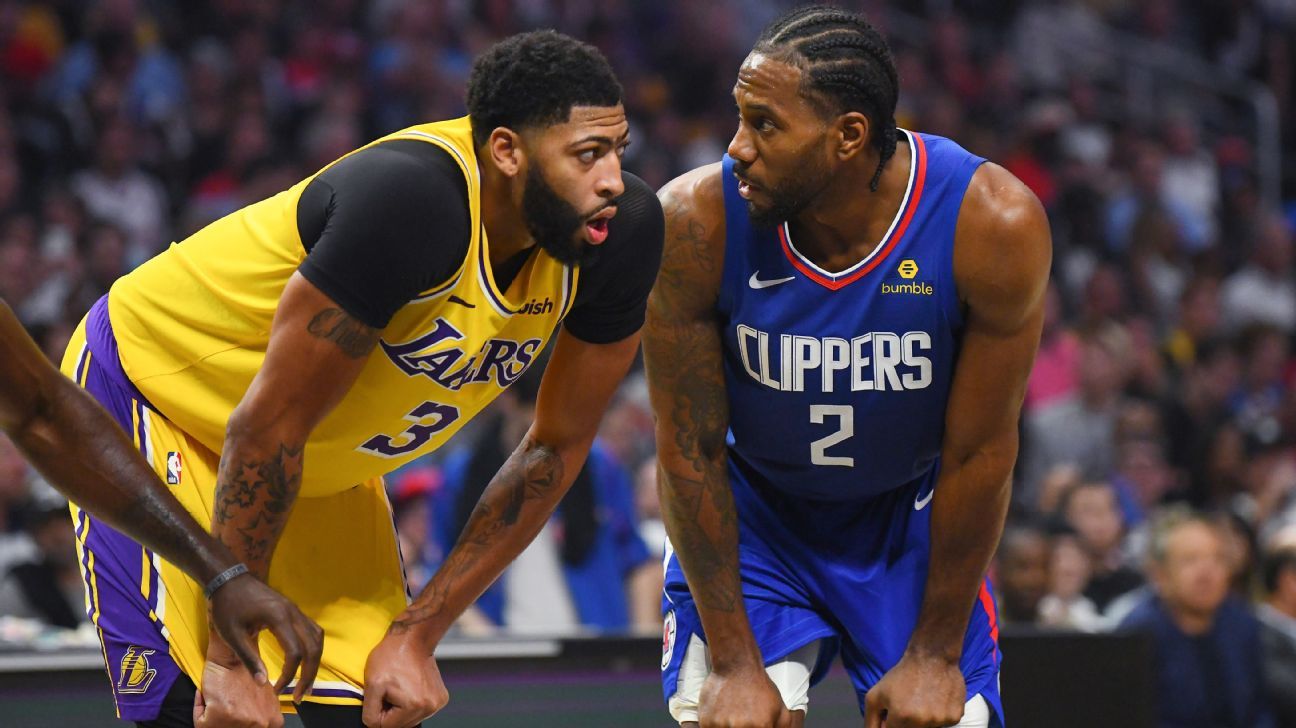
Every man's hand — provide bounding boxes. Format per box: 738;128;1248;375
864;653;965;728
698;666;794;728
195;641;285;728
361;631;448;728
208;573;323;701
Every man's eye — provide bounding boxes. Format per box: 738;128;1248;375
578;149;597;163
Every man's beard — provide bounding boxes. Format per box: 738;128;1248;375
522;164;596;266
735;154;831;230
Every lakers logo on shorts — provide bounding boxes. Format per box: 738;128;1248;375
117;646;158;694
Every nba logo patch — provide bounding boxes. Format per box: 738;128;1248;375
662;610;677;670
117;646;157;694
166;452;182;485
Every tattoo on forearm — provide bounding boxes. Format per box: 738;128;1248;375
306;308;378;359
642;206;742;613
389;440;565;635
212;443;304;572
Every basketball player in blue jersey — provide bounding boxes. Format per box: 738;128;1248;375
645;7;1051;728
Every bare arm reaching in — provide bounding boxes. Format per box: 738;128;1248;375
0;297;323;699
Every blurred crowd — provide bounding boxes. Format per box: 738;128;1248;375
0;0;1295;723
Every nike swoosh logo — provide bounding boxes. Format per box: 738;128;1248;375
749;271;795;289
914;488;934;511
448;295;476;308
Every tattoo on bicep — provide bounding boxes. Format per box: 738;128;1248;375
643;211;740;611
211;443;304;570
387;440;565;635
306;308;378;359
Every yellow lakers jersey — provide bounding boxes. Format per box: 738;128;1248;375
107;117;578;496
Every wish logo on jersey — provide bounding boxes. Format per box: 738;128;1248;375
735;325;933;393
381;317;542;390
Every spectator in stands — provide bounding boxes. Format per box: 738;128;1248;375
1221;213;1295;333
1107;141;1209;255
390;467;441;599
68;117;168;266
0;497;82;629
995;524;1051;627
1230;325;1290;452
1258;543;1296;727
1022;323;1132;501
1024;283;1080;414
1162;341;1240;509
1120;509;1274;728
1162;276;1223;376
1109;436;1176;529
1059;480;1146;618
434;365;657;635
1160;112;1220;248
1038;530;1102;631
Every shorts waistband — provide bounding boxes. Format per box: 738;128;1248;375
86;294;158;412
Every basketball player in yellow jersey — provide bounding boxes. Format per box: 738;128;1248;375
62;31;663;728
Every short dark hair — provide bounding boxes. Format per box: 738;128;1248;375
1262;545;1296;594
754;5;899;191
465;30;623;148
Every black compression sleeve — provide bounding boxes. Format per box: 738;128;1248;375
562;172;665;344
296;139;471;329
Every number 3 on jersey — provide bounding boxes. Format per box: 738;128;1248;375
360;400;460;458
810;404;854;466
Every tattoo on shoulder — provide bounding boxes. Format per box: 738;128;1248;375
306;308;378;359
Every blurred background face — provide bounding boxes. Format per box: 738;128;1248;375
1156;521;1230;618
1178;279;1220;340
1066;484;1124;557
1049;535;1092;600
1077;338;1123;402
997;531;1051;621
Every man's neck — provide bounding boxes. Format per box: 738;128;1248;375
1166;601;1215;636
789;140;912;272
478;159;537;267
1268;594;1296;622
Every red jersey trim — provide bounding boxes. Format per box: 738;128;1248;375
778;131;928;291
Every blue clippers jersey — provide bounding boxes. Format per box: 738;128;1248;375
719;130;985;501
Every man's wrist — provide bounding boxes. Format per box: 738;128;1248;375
903;639;963;666
388;610;448;652
204;563;249;599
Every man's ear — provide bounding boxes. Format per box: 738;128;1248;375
486;127;525;178
836;111;870;161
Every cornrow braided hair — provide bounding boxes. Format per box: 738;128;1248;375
755;5;899;191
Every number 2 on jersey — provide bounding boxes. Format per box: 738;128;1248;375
809;404;854;466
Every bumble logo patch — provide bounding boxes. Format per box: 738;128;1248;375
117;646;158;694
897;259;919;279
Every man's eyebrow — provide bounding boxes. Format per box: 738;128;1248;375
569;131;630;147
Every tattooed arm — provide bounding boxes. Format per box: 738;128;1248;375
212;272;378;580
0;298;322;696
644;165;791;726
360;327;641;726
386;327;641;642
200;272;377;717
